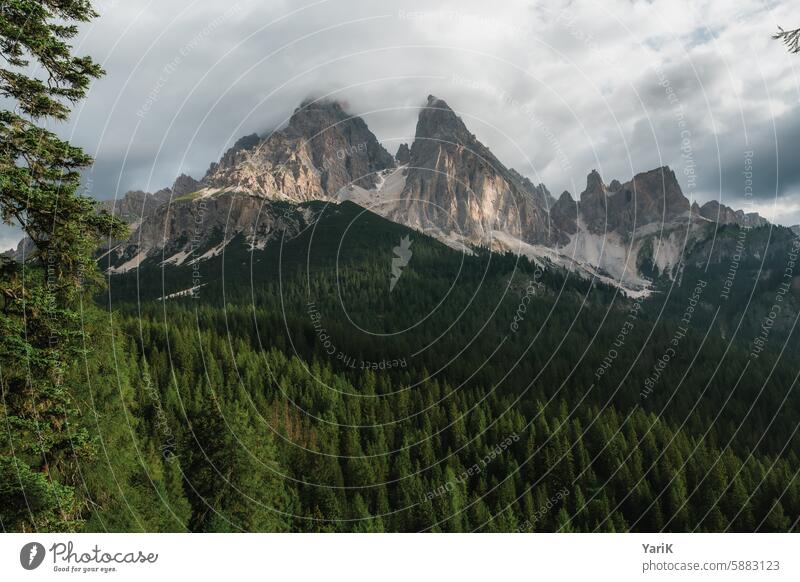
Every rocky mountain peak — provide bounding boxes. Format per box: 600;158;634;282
550;190;578;238
698;200;769;228
582;169;607;200
744;212;768;228
203;96;394;197
413;95;472;144
285;98;349;137
231;132;260;151
171;173;200;197
394;95;554;245
395;143;410;165
577;166;690;236
629;166;683;200
578;170;608;232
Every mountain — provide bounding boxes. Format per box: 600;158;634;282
95;98;396;272
97;193;800;533
96;186;173;224
577;167;690;236
20;95;800;535
76;94;771;294
698;200;768;228
384;95;556;245
204;98;394;198
542;166;695;290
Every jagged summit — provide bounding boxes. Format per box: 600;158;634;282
92;93;771;294
584;169;606;196
286;98;350;136
425;94;450;111
395;143;410;164
576;166;690;236
172;173;201;197
413;95;473;143
203;95;393;198
396;94;553;244
698;200;768;228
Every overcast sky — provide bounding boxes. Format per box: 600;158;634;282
2;0;799;249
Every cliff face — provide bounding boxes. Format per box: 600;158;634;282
578;167;690;237
100;99;395;270
84;94;770;294
103;192;319;273
550;191;578;236
97;188;172;224
390;95;556;244
204;99;394;200
698;200;768;228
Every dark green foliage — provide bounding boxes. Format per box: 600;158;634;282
1;3;798;531
88;203;800;532
0;0;127;531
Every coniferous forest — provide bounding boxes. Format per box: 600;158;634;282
5;199;800;532
2;1;800;535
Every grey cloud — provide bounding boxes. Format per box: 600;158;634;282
39;0;797;229
699;109;800;207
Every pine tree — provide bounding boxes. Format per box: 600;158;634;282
0;0;126;531
184;404;290;532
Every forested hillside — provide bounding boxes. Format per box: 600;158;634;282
3;0;799;540
73;201;800;532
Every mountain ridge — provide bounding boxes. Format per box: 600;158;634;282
30;94;772;294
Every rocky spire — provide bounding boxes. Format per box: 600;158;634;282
578;166;690;236
395;143;410;164
204;97;394;197
412;95;473;144
393;95;555;244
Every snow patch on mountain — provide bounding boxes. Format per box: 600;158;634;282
189;239;231;264
337;165;408;217
558;219;648;289
157;284;206;301
489;229;651;298
162;249;192;266
107;251;147;274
